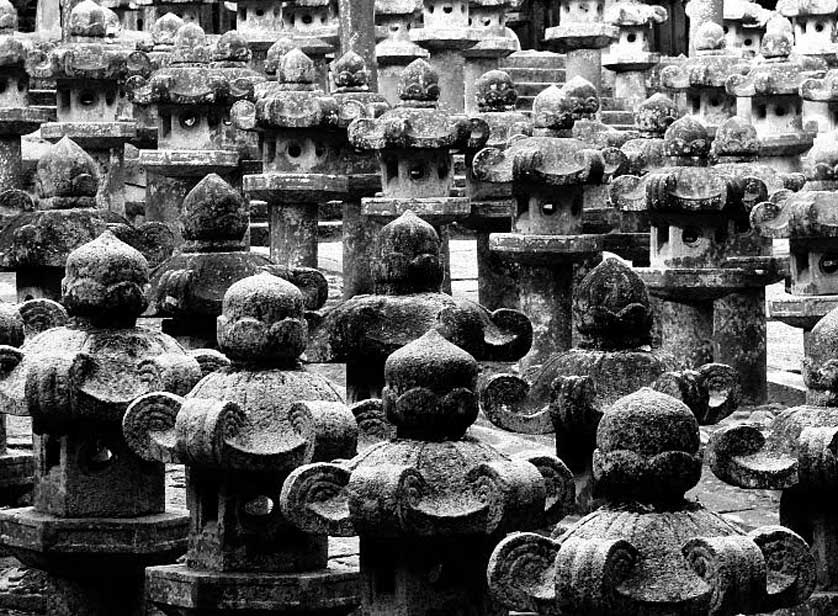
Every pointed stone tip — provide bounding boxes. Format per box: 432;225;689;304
279;47;316;84
333;50;370;89
265;37;296;74
0;0;18;32
663;116;710;157
37;137;99;200
761;15;794;56
711;117;759;156
152;12;184;45
62;230;150;317
386;329;478;390
398;59;440;102
68;0;107;37
214;30;251;62
174;22;207;48
181;173;249;243
635;93;680;133
694;22;726;50
475;69;517;111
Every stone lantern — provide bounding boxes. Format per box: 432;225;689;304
0;137;168;301
708;305;838;611
777;0;838;63
232;48;384;270
123;272;361;616
723;0;771;55
307;210;533;402
489;388;817;616
800;68;838;137
481;258;741;507
281;330;575;616
711;116;806;195
147;174;329;349
543;0;618;90
0;231;204;615
234;0;284;71
0;300;67;506
462;0;519;115
464;69;530;310
281;0;339;91
100;0;144;31
602;0;668;110
374;0;428;105
330;50;390;298
471;82;610;370
610;116;784;404
346;58;488;292
727;15;825;172
409;0;480;112
0;0;52;195
136;0;217;34
750;131;838;354
660;22;751;136
33;0;151;215
620;92;681;175
129;22;254;241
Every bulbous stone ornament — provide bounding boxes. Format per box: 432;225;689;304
488;388;817;616
308;210;532;403
620;93;681;175
0;231;206;615
0;137;174;302
611;116;784;404
481;258;740;508
708;303;838;611
148;173;328;348
32;0;153;215
123;272;360;615
281;330;575;616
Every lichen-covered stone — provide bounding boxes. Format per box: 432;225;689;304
308;211;532;402
708;305;838;608
489;388;817;616
123;272;360;614
724;0;771;52
481;258;739;482
281;329;574;615
148;173;329;348
620;93;681;175
0;230;198;615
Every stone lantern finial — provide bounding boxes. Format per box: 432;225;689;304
0;0;18;32
170;22;211;64
332;51;370;91
383;329;479;439
373;211;444;294
710;116;760;159
531;77;599;132
594;388;702;501
634;93;680;135
180;173;249;245
474;69;517;112
663;115;711;158
488;388;816;616
694;21;727;50
278;47;316;87
761;14;795;57
573;258;653;349
397;58;440;103
35;136;99;207
68;0;108;37
216;272;308;364
264;37;296;77
151;12;183;46
61;230;150;321
213;30;252;64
